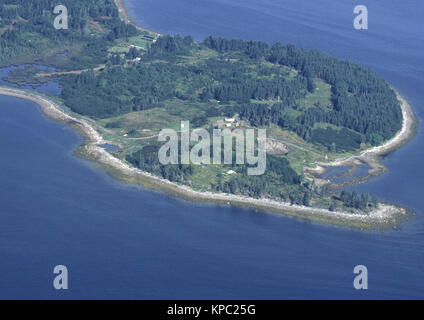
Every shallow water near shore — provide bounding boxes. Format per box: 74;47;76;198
1;0;424;299
0;63;61;95
98;144;120;151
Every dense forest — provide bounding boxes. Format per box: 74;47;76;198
56;32;402;206
339;190;378;210
203;36;402;146
126;141;312;205
1;1;399;210
60;34;402;149
0;0;138;67
59;34;310;117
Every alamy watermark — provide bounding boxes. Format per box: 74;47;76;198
353;265;368;290
53;265;68;290
158;121;267;176
53;5;68;30
354;5;368;30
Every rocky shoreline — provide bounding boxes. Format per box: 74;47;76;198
0;86;414;229
305;91;417;189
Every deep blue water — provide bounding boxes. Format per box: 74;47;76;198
1;0;423;299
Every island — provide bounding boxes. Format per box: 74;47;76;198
0;0;417;228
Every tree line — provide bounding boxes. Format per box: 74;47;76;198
203;36;402;145
0;0;136;67
126;142;312;205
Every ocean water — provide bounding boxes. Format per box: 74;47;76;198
0;0;423;299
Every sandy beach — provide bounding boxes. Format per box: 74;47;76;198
0;85;414;228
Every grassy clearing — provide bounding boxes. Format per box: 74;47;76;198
297;79;332;109
100;108;181;135
108;33;157;53
89;45;357;184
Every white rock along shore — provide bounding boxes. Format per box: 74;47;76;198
0;86;413;228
